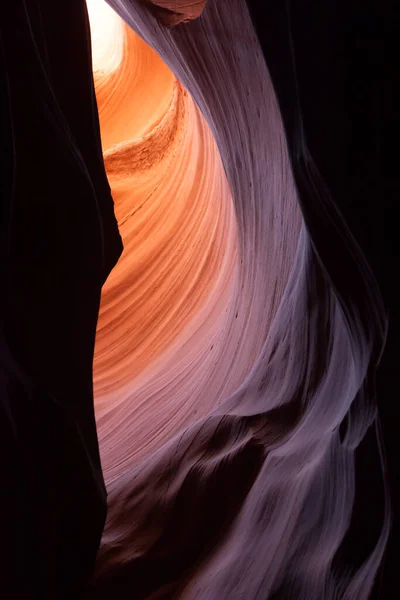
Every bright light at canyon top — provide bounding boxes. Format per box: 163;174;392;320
87;0;125;75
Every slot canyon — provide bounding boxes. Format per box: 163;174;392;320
0;1;396;599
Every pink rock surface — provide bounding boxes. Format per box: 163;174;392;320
85;1;389;598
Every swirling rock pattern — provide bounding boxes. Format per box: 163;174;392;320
90;1;238;478
87;1;389;598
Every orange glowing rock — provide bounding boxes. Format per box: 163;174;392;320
88;0;237;477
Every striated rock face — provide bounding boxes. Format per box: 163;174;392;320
0;0;391;598
85;1;389;599
89;0;238;477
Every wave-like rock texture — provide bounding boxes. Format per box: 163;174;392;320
90;0;238;478
86;1;389;598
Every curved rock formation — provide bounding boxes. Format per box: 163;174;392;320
88;0;176;148
85;1;390;599
1;1;393;598
89;2;238;476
